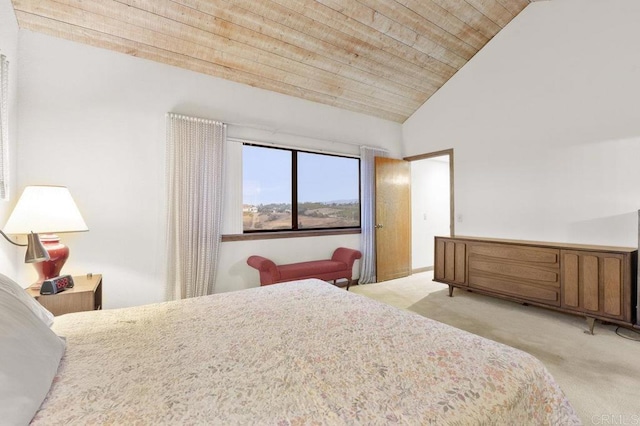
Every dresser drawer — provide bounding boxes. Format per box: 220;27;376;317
469;243;559;266
469;274;560;305
468;258;560;288
468;243;560;306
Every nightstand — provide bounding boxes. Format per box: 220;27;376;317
28;274;102;316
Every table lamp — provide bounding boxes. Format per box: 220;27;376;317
1;185;88;284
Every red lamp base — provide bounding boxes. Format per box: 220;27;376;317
33;235;69;284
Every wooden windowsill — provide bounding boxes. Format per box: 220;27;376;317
222;228;361;242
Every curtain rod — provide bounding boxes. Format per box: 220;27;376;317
360;145;390;151
226;121;366;149
225;119;390;152
227;137;359;159
167;112;388;152
166;112;226;126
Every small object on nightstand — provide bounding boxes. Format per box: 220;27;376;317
87;272;93;278
40;275;74;295
28;274;102;316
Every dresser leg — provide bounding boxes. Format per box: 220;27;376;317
584;317;596;335
448;285;454;297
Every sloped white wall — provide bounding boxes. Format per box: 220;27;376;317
403;0;640;248
0;0;19;280
16;30;401;307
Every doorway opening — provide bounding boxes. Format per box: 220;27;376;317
405;149;454;273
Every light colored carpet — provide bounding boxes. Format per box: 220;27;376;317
351;272;640;424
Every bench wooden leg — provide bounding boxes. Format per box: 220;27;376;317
346;279;351;291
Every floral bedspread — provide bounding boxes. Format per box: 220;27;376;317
34;279;580;425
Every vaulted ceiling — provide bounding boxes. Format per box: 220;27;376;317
11;0;536;122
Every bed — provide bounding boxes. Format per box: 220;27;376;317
2;276;581;425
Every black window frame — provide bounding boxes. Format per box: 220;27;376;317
242;143;361;234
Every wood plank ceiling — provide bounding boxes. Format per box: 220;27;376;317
11;0;535;123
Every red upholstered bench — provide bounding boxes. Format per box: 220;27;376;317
247;247;362;290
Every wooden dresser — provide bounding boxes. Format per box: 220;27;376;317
434;236;637;333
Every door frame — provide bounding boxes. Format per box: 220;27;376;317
403;148;455;237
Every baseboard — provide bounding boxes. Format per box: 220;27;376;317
346;269;431;288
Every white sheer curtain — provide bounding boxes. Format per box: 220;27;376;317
359;146;389;284
166;113;226;299
0;54;8;200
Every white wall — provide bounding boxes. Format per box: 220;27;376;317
0;0;19;280
403;0;640;248
411;156;450;270
16;31;402;308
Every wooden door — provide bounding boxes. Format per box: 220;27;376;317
375;157;411;282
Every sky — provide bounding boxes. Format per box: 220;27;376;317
243;145;359;205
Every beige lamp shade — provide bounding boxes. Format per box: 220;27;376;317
3;186;88;235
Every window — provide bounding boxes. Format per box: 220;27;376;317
243;144;360;232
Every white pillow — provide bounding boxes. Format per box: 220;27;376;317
0;289;66;425
0;273;54;327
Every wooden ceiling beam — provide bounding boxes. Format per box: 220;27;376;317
495;0;531;17
14;0;418;116
353;0;478;62
464;0;517;28
318;0;469;68
264;0;457;85
113;0;426;110
15;11;409;122
395;0;489;50
208;0;450;89
154;0;434;100
429;0;502;40
9;0;534;123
